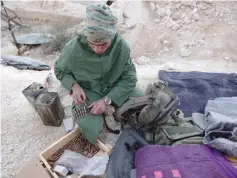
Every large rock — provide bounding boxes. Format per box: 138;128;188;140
166;8;172;16
172;23;181;30
149;2;156;11
172;12;180;20
180;48;192;57
199;2;208;10
157;8;166;18
192;13;200;21
224;56;230;61
166;19;176;28
181;1;193;6
191;8;198;15
135;56;148;65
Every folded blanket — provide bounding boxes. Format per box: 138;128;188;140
135;145;237;178
192;97;237;158
204;122;237;158
159;70;237;117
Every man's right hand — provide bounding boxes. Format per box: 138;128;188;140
72;83;86;104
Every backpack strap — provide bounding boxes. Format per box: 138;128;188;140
115;95;154;122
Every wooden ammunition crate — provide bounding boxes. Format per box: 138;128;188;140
40;128;112;178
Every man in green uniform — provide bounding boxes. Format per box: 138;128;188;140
54;4;143;144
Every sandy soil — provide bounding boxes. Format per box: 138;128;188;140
1;1;237;178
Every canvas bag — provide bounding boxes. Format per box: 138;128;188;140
107;127;149;178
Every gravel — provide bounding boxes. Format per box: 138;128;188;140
0;65;122;178
1;66;65;178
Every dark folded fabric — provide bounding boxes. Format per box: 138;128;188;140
135;145;237;178
107;128;148;178
1;55;51;71
159;70;237;116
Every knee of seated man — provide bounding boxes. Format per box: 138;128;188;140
77;114;103;132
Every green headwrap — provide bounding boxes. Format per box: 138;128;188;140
85;4;118;43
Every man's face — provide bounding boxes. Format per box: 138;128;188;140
88;40;111;55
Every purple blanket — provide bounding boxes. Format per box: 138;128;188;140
159;70;237;117
135;145;237;178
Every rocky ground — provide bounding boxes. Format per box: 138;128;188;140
1;1;237;178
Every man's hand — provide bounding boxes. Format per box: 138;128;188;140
89;98;106;115
71;83;86;104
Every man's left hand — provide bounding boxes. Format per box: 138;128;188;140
89;98;106;115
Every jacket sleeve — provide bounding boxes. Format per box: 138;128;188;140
106;55;137;107
54;42;77;91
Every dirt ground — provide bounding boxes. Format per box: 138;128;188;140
1;1;237;178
